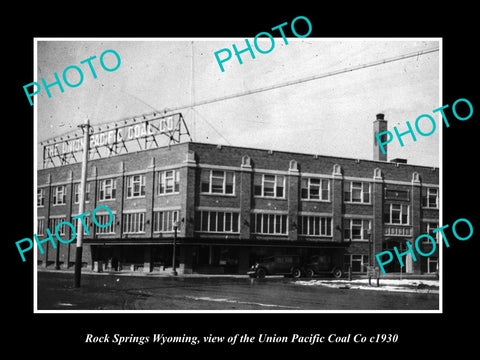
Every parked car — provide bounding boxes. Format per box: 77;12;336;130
247;255;303;278
304;254;343;278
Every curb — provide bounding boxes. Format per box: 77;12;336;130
37;268;440;293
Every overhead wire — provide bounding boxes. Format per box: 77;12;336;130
191;108;232;145
40;46;439;143
165;46;439;113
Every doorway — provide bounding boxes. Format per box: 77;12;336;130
382;238;411;273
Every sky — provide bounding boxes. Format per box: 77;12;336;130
35;38;440;168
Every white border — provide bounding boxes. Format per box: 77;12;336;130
33;37;442;314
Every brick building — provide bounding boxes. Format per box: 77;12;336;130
36;114;439;275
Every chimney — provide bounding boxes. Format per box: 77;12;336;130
373;113;388;161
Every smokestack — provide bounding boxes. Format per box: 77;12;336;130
373;113;388;161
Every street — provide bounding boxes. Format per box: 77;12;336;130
37;271;439;311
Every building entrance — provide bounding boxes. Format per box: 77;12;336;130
382;238;411;273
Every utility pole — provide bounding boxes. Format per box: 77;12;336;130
74;119;90;288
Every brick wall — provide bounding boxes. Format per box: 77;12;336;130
37;141;438;273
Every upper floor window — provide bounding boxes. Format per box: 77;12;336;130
425;222;439;244
53;185;66;205
301;178;329;201
422;187;439;208
37;188;45;207
50;217;66;235
153;210;179;232
94;214;115;234
126;175;145;198
74;214;90;235
73;182;90;204
254;174;285;198
37;218;45;235
158;170;180;195
344;219;371;241
99;178;116;201
251;213;288;235
384;204;409;225
195;211;239;233
298;215;332;236
200;169;234;195
123;212;145;233
344;181;370;204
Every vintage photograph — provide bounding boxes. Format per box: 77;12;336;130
34;38;441;312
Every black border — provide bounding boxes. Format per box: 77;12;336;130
7;5;479;355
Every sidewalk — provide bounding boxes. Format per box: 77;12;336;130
294;278;440;294
36;267;440;288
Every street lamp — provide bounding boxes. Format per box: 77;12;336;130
172;220;180;276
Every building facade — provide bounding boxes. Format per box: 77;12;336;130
36;115;439;275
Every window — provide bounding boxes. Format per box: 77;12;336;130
37;218;45;235
425;222;439;243
422;188;439;208
298;216;332;236
262;175;276;197
99;179;116;201
344;181;370;203
72;213;90;235
37;188;45;207
251;213;287;234
73;183;90;204
95;214;115;234
153;210;179;232
254;174;285;198
53;186;66;205
74;215;90;235
200;170;234;195
427;257;438;273
50;217;66;235
385;204;409;225
195;211;239;233
344;254;369;272
158;170;180;195
301;178;330;201
126;175;145;198
344;219;371;240
123;212;145;233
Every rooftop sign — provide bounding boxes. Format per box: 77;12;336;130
41;112;191;168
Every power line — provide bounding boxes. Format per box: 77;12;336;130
165;46;439;112
192;108;232;145
40;46;439;141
